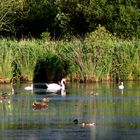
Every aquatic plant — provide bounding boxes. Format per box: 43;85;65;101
0;26;140;82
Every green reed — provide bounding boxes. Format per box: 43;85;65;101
0;39;14;78
0;26;140;82
112;39;140;81
0;39;46;81
59;26;140;82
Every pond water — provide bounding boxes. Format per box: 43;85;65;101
0;81;140;140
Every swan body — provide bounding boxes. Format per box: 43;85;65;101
46;78;66;92
118;82;124;90
25;84;33;91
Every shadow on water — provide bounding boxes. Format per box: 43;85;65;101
0;81;140;140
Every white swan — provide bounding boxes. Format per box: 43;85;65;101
25;84;33;91
118;82;124;90
46;78;66;92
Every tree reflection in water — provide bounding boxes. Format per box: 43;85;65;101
0;81;139;140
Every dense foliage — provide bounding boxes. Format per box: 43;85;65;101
0;0;140;39
0;26;140;82
0;1;140;82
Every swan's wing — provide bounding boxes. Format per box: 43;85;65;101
25;86;32;90
46;88;60;93
46;83;61;90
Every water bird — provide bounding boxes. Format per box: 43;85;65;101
73;119;95;127
25;84;33;91
46;78;66;92
0;92;11;103
32;101;48;110
0;92;10;100
90;91;99;96
11;83;17;93
42;97;50;102
118;82;124;90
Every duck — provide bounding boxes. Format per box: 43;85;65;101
0;92;10;100
82;122;95;127
46;78;66;92
90;91;99;96
0;92;10;103
32;101;48;109
118;82;124;90
73;119;95;127
42;97;50;102
25;84;33;91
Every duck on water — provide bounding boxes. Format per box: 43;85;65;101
73;119;95;127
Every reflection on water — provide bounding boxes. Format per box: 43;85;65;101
0;81;140;140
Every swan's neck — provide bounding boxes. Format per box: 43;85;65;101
61;80;65;90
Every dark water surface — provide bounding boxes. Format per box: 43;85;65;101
0;81;140;140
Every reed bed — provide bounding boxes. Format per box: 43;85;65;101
59;27;140;82
0;26;140;82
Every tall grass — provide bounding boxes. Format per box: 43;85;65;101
0;39;48;81
0;39;14;78
59;27;116;82
0;38;69;82
112;39;140;81
0;26;140;82
59;26;140;82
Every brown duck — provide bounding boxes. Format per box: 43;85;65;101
0;92;10;100
32;101;48;110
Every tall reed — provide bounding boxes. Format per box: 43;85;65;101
112;39;140;81
0;39;47;81
83;26;115;81
59;26;140;82
0;26;140;82
0;39;14;78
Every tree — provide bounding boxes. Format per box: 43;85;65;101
55;0;90;37
14;0;58;38
0;0;29;36
0;0;16;32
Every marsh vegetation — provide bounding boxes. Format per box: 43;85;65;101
0;26;140;82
